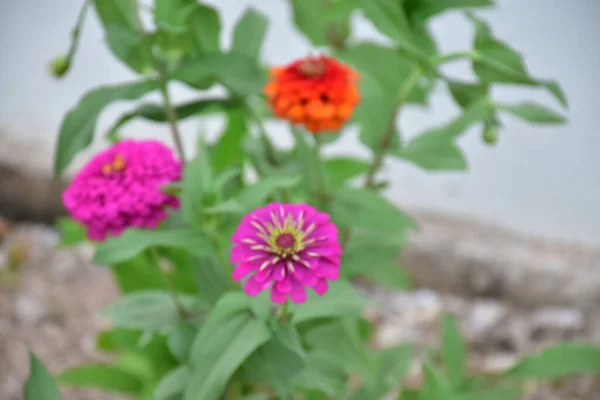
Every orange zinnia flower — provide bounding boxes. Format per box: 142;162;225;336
264;55;360;134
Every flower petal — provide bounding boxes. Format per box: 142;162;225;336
270;287;288;304
232;261;256;281
290;280;307;304
312;279;329;296
243;277;263;297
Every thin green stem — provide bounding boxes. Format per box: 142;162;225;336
129;0;186;163
158;68;187;163
364;67;422;188
433;51;473;65
66;0;91;60
279;300;290;321
149;249;190;319
313;135;330;207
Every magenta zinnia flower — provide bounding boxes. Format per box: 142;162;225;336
62;139;182;241
231;203;342;304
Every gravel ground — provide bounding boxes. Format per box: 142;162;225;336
1;220;599;400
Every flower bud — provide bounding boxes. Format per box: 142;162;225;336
482;123;498;145
48;55;70;78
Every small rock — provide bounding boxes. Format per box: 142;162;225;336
531;307;584;339
463;299;508;340
14;294;50;325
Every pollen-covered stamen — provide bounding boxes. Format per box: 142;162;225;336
297;57;326;77
102;153;127;175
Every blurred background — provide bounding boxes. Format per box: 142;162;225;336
1;0;599;244
1;1;600;399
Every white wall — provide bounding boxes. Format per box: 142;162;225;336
1;0;599;245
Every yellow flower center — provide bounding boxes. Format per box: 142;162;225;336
252;209;317;259
102;154;126;175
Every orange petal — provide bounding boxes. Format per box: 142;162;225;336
264;82;278;96
287;105;305;123
336;103;355;120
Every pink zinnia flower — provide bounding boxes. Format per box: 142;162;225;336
231;203;342;304
62;139;182;241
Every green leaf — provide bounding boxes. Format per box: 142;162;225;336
407;0;493;19
292;351;347;396
181;144;215;226
107;98;238;137
55;217;87;247
173;52;266;97
238;324;306;395
504;343;600;378
498;102;566;124
359;0;424;59
464;387;521;400
93;0;154;73
467;12;567;108
342;234;410;289
420;360;456;399
154;366;190;400
330;188;417;234
441;314;466;388
447;79;489;109
232;8;268;60
410;98;494;145
167;322;197;363
337;43;427;149
58;365;144;395
111;253;164;293
236;175;302;211
189;4;221;54
92;228;211;265
185;293;271;400
194;255;235;305
291;281;369;325
102;290;201;332
54;80;157;176
24;352;63;400
395;136;467;171
304;318;372;381
211;109;248;172
289;0;356;46
324;157;370;187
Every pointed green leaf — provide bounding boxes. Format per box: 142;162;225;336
102;290;201;331
154;366;190;400
54;80;157;176
441;314;467;388
24;352;63;400
173;53;265;96
232;8;268;60
291;281;370;324
92;228;211;265
185;293;271;400
504;343;600;378
324;157;370;187
498;102;566;124
189;4;221;54
58;365;144;395
93;0;154;73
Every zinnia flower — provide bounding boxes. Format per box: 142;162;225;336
264;55;360;134
62;139;182;241
231;203;342;304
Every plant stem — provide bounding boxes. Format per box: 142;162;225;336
129;0;186;163
433;51;473;65
313;135;330;207
149;249;190;319
66;0;91;60
364;67;422;188
157;68;187;163
279;300;290;321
